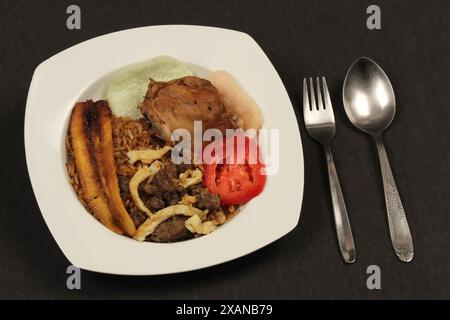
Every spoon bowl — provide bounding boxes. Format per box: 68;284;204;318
342;57;414;262
343;57;396;135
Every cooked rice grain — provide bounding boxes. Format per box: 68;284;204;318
66;117;157;213
112;117;159;177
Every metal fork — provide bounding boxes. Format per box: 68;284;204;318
303;77;356;263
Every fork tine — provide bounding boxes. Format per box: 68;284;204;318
303;78;310;113
309;78;316;110
316;77;323;109
322;77;332;110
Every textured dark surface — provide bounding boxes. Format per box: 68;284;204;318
0;0;449;299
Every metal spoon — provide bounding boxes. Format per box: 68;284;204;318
342;57;414;262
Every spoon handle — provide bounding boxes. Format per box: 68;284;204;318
374;137;414;262
324;145;356;263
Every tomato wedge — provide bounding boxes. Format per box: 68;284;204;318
203;135;266;205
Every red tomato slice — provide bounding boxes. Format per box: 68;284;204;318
203;135;266;205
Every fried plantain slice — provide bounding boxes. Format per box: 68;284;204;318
91;101;136;236
69;101;123;235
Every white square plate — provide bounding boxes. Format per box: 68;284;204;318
25;25;304;275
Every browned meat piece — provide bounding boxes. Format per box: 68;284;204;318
148;216;193;243
138;156;189;211
140;76;240;142
141;156;188;196
145;195;166;211
176;163;194;175
118;175;130;194
152;175;178;193
188;185;221;211
143;158;179;193
142;183;158;195
162;191;182;206
128;201;147;227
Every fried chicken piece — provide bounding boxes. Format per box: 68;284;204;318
140;76;241;142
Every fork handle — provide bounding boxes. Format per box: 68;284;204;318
374;136;414;262
324;145;356;263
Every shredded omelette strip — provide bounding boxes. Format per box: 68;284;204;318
127;146;172;164
129;161;163;216
133;205;208;241
178;168;203;188
185;215;217;235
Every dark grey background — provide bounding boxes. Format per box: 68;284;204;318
1;0;449;299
